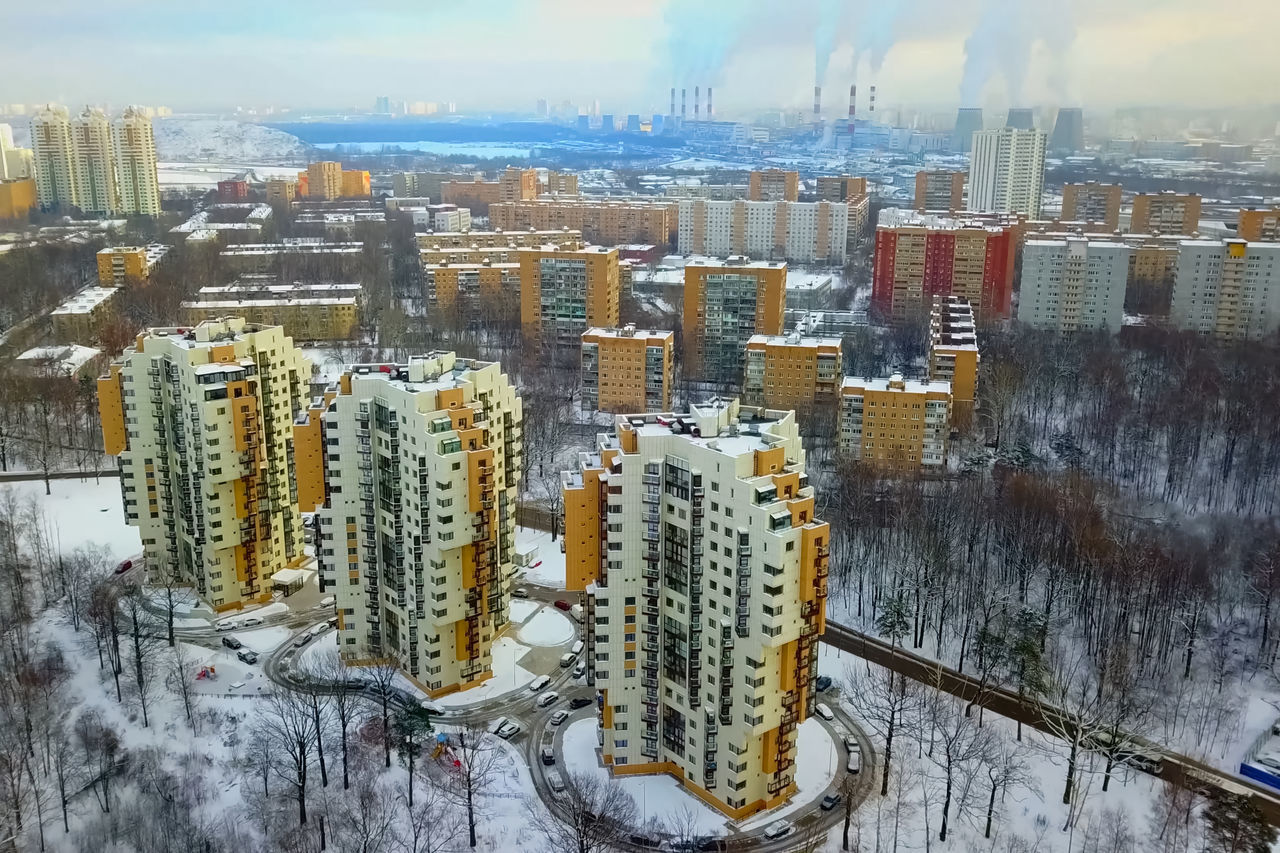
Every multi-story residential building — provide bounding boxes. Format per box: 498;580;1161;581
1171;239;1280;340
927;298;979;427
217;179;249;202
871;209;1018;322
543;171;579;195
0;123;34;181
748;169;800;201
305;162;344;200
839;375;952;467
393;170;458;200
1237;208;1280;242
312;352;522;693
71;107;118;215
562;399;830;818
677;200;849;264
580;325;673;413
663;184;748;201
441;176;502;209
97;318;313;610
181;279;362;341
96;244;169;286
914;171;966;213
1131;192;1201;236
499;167;539;202
340;170;371;198
1018;237;1132;333
424;261;521;323
266;179;298;203
815;176;867;202
51;286;121;344
742;334;842;412
0;178;36;220
683;258;786;381
969;128;1046;217
113;107;161;216
416;229;583;255
490;198;677;248
220;240;365;277
1060;182;1122;231
518;245;620;344
31;104;78;210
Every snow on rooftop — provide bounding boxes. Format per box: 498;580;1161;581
842;374;952;395
51;287;119;315
16;344;102;374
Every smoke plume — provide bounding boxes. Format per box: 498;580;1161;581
850;0;903;79
814;0;844;84
960;0;1077;106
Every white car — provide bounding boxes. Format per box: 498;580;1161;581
214;619;239;632
550;710;570;726
529;675;552;692
496;722;520;740
815;702;835;721
536;691;560;708
241;615;264;627
320;596;336;608
763;820;794;840
847;749;862;774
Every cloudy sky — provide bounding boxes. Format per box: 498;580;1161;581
4;0;1276;114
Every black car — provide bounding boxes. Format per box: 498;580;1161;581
816;675;833;692
696;838;728;852
568;696;593;710
236;649;259;664
820;793;842;811
221;636;242;650
628;834;661;850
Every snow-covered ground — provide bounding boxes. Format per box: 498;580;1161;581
516;526;567;588
154;119;312;163
509;598;540;623
561;717;730;837
434;636;540;708
735;718;840;831
2;476;140;562
517;607;575;646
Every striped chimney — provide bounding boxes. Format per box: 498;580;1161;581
707;87;713;119
681;88;687;120
670;87;676;117
848;84;856;136
869;84;877;116
694;86;700;121
814;85;822;122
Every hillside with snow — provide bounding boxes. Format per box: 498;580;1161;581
154;118;313;162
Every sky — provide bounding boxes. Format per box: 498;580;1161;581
3;0;1278;114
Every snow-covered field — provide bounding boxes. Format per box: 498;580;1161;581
516;526;567;588
154;119;312;163
516;607;574;646
2;476;140;562
561;717;730;837
434;636;539;708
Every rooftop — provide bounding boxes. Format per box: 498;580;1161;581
685;255;787;271
583;325;673;341
340;352;496;398
52;287;119;315
16;344;102;374
747;333;843;349
842;374;953;395
183;297;359;309
604;398;799;460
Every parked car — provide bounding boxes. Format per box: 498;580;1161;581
114;559;133;575
550;710;570;726
569;696;593;710
572;663;586;679
762;820;794;840
214;619;239;632
546;769;566;793
512;588;530;599
536;691;560;708
847;749;862;774
815;702;835;721
293;634;310;648
570;604;584;623
496;722;520;740
327;617;338;629
241;615;264;627
342;677;368;690
570;640;584;656
628;834;662;850
529;675;552;692
844;735;859;754
554;599;572;611
221;636;242;650
320;596;335;608
816;675;833;692
559;653;577;668
540;746;555;766
695;837;728;852
820;793;842;811
237;650;259;664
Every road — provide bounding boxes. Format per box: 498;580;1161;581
821;619;1280;827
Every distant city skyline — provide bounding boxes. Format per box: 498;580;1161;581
4;0;1279;114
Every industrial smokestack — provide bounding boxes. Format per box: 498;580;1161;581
953;107;984;153
848;84;856;137
681;88;687;120
869;85;877;117
707;87;713;120
694;86;700;121
814;85;822;123
670;87;676;117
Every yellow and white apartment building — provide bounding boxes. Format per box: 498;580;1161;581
580;325;673;414
683;259;787;382
839;375;953;468
97;244;169;286
313;353;523;695
563;399;829;818
927;297;979;428
519;245;620;345
742;334;842;412
98;319;313;611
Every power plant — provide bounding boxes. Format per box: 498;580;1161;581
1005;108;1035;130
1050;107;1084;153
953;107;984;153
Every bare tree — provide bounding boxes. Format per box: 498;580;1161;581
845;658;918;797
920;691;992;842
397;776;461;853
442;724;505;849
119;589;163;727
525;771;640;853
166;641;201;731
363;657;401;769
73;709;121;814
329;772;399;853
252;688;319;826
981;736;1036;839
303;648;366;789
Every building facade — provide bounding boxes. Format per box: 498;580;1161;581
969;128;1046;217
1237;208;1280;242
424;261;521;323
31;104;78;210
314;352;523;695
491;199;677;248
580;325;673;413
518;245;620;344
305;162;344;200
563;400;829;818
266;179;298;203
113;107;161;216
1131;192;1201;236
71;107;119;215
51;286;120;344
871;209;1018;322
181;280;362;341
839;375;952;468
1060;182;1122;231
0;178;36;220
927;298;979;428
742;334;842;412
913;171;965;213
815;176;867;203
677;200;849;264
684;259;787;381
1171;239;1280;340
97;319;313;611
748;169;800;201
1018;237;1132;333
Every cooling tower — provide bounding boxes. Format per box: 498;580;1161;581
953;108;984;153
1050;107;1085;153
1005;108;1035;130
